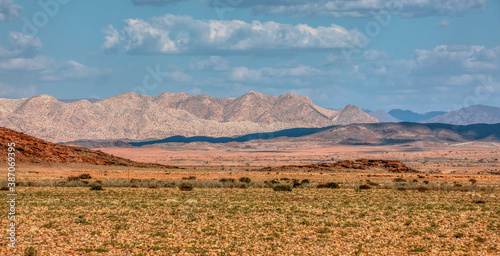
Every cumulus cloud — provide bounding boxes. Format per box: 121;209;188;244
206;0;490;18
0;56;111;81
0;83;37;98
101;14;361;54
0;0;21;21
0;32;42;59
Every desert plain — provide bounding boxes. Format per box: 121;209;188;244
2;141;500;255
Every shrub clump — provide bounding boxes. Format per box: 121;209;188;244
273;184;292;191
239;177;251;183
182;176;197;180
393;178;406;182
67;176;80;182
359;184;371;190
24;246;39;256
79;173;92;179
417;186;429;192
178;183;194;191
90;184;103;191
317;182;340;189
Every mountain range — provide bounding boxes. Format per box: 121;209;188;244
369;105;500;125
388;109;447;122
0;91;378;142
423;105;500;125
64;122;500;148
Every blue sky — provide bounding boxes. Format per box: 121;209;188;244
0;0;499;112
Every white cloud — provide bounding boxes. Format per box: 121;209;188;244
206;0;491;18
230;65;322;82
0;55;51;70
0;32;42;59
102;14;361;55
0;0;21;21
188;56;228;71
0;56;111;81
413;45;500;75
0;83;37;98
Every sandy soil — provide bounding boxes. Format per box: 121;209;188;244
97;141;500;175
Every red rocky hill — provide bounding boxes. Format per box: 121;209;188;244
0;127;176;168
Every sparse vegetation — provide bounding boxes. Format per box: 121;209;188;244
273;184;292;191
239;177;251;183
3;182;499;255
179;183;194;191
89;184;103;191
317;182;340;189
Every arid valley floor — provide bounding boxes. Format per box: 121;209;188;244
2;141;500;255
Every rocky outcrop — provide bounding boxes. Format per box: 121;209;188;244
260;159;419;173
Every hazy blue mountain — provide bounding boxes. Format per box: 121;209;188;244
388;109;447;122
368;110;401;122
423;105;500;125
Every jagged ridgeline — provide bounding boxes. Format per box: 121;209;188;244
0;92;378;142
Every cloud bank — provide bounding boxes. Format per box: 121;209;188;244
102;14;361;54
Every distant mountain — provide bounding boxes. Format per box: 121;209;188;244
0;92;378;142
306;122;500;144
331;104;379;125
424;105;500;125
368;110;401;122
388;109;446;122
0;127;174;168
76;122;500;148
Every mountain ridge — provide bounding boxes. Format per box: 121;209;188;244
423;105;500;125
0;91;379;142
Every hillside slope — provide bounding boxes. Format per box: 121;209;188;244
0;127;175;168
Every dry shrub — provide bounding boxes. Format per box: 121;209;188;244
179;183;193;191
317;182;340;189
273;185;292;191
359;184;371;190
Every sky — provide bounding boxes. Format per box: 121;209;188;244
0;0;499;112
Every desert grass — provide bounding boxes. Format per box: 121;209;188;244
1;187;499;255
